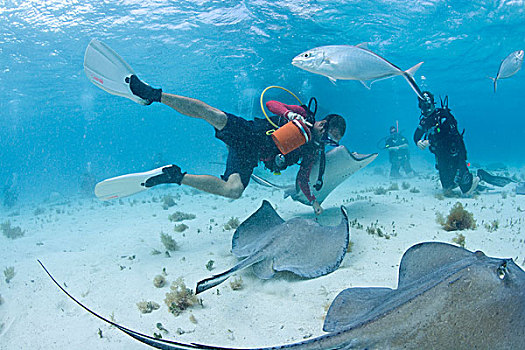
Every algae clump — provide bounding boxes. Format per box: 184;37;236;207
229;276;244;291
164;277;201;316
441;202;476;231
161;232;178;251
173;223;188;233
1;221;24;239
4;266;15;283
223;217;240;230
153;275;167;288
136;300;160;314
168;211;196;222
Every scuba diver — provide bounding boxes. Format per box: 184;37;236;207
414;91;515;196
385;125;416;178
100;75;346;215
3;173;18;208
414;91;479;196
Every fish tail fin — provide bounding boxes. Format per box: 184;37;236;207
488;77;497;93
405;61;424;78
402;72;424;99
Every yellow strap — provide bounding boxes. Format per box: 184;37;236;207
260;86;303;129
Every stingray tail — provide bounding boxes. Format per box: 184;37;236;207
196;255;263;294
38;260;214;350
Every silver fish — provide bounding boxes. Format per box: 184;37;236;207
41;241;525;349
490;49;524;92
292;44;424;99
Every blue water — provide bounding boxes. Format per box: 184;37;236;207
1;1;524;201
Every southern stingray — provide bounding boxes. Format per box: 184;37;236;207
40;241;525;349
251;146;378;206
196;199;350;294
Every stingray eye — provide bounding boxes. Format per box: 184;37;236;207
497;262;508;280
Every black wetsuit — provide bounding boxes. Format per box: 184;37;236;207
385;133;414;178
413;107;473;193
215;112;313;188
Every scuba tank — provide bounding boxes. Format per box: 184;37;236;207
260;86;317;155
271;97;317;155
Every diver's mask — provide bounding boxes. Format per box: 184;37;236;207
321;132;340;147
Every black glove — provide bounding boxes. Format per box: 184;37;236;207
126;75;162;105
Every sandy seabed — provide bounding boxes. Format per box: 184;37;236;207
0;161;524;350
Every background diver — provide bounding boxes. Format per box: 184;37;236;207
384;124;416;179
414;90;515;195
98;75;346;215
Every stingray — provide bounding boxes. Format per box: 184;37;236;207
196;200;349;294
251;146;377;206
40;241;525;349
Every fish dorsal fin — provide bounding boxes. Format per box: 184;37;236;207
355;42;369;49
397;242;474;288
323;287;393;332
231;200;284;257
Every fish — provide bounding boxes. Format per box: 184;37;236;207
252;146;377;206
40;241;525;349
490;49;524;92
292;44;424;99
196;200;349;294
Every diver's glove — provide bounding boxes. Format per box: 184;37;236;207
285;111;302;120
127;75;162;105
417;140;430;150
144;164;186;187
285;111;311;127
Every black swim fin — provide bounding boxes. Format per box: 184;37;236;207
477;169;516;187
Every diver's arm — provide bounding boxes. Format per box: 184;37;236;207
266;101;307;118
297;153;323;215
413;126;426;144
297;161;315;203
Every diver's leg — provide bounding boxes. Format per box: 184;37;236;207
160;93;228;130
390;161;401;178
128;75;227;130
181;173;244;199
457;161;478;194
402;158;415;175
437;156;456;194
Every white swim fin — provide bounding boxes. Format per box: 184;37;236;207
84;39;148;105
94;166;166;201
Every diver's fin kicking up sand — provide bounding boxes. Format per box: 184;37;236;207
84;39;149;105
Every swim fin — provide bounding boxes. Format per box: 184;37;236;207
94;165;185;201
84;39;148;105
477;169;516;187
